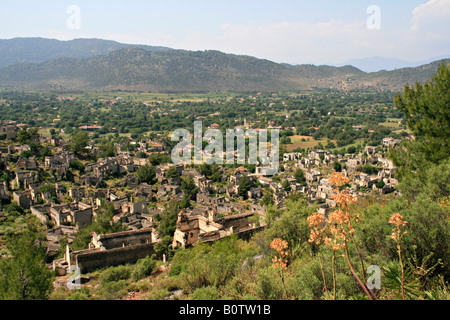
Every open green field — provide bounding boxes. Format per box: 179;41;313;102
62;91;241;104
38;128;70;140
379;118;403;129
287;136;366;153
287;136;332;151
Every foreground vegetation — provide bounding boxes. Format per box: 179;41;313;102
48;175;449;300
0;63;449;301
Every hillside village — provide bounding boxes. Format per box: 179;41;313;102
0;119;402;279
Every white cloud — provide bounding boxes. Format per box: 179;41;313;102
411;0;450;31
405;0;450;60
157;20;389;65
42;1;450;65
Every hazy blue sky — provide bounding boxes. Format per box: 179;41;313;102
1;0;449;64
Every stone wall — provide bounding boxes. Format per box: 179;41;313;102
30;204;51;225
72;243;156;273
93;228;155;250
218;212;254;233
235;226;266;241
72;205;93;227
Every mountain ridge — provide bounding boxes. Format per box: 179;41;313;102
333;55;450;73
0;37;172;69
0;38;448;92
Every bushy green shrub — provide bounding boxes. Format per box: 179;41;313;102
255;268;284;300
131;255;157;281
67;290;90;300
99;265;132;284
190;286;222;300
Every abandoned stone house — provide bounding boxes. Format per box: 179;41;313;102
297;157;315;169
365;146;378;155
146;142;164;152
157;184;183;202
229;167;249;184
184;205;212;219
108;195;128;212
58;228;160;273
249;204;266;215
353;173;378;189
45;151;74;180
317;179;335;200
305;169;322;184
81;173;103;188
8;144;31;155
172;212;224;249
309;149;327;161
0;120;19;140
16;156;37;171
254;166;277;175
196;192;225;206
377;169;398;186
112;200;153;231
160;176;181;187
120;200;147;215
283;152;301;162
273;192;285;207
346;157;363;172
117;173;139;188
383;137;401;148
45;151;75;168
68;187;86;200
46;225;77;260
0;182;9;208
31;201;93;228
247;186;263;200
377;157;395;170
93;188;111;200
48;136;65;147
216;202;245;216
268;182;281;193
156;163;184;181
14;170;37;189
324;152;337;164
134;183;153;201
117;154;141;173
13;190;34;209
172;210;263;249
88;158;120;176
217;212;261;235
55;182;66;198
256;176;273;186
133;157;149;167
226;184;241;198
193;175;212;193
84;154;139;177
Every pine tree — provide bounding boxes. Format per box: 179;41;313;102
392;62;450;176
0;219;53;300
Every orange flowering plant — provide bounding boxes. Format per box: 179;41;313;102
307;172;377;300
270;238;289;298
389;213;409;300
270;238;289;270
389;213;408;242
